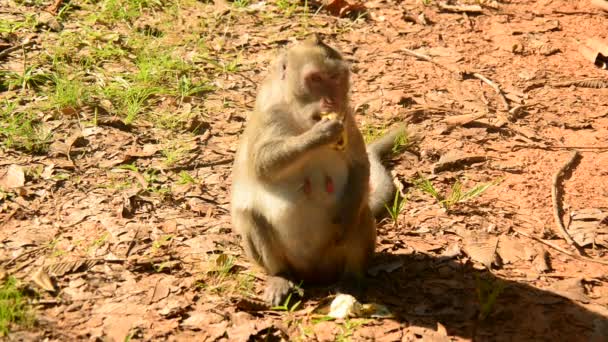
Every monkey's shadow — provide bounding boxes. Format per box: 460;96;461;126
305;252;608;341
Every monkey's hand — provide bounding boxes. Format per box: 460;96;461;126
310;118;344;147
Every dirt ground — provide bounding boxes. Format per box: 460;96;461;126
1;0;608;341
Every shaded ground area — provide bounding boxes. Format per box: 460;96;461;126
1;0;607;340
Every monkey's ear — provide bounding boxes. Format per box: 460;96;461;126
307;33;323;45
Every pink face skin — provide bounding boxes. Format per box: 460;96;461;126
303;67;349;114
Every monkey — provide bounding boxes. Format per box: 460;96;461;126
230;35;406;306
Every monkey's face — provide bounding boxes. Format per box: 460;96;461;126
285;43;350;126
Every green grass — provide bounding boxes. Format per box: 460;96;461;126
0;14;37;34
336;319;365;342
415;174;500;211
0;101;53;153
177;171;197;185
231;0;250;8
275;0;300;16
50;73;90;110
361;125;384;144
271;292;302;312
0;277;34;336
1;66;52;92
385;190;406;225
475;274;505;320
392;130;410;154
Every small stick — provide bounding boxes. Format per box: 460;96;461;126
471;73;510;111
513;145;608;151
514;229;608;266
0;39;34;59
438;2;483;13
401;48;510;111
3;246;47;267
551;151;581;249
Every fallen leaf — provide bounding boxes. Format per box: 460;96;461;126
568;209;608;247
158;297;190;317
227;312;274;342
44;259;98;277
103;315;138;342
320;0;366;17
497;236;526;264
367;259;404;277
549;278;590;304
444;113;486;127
0;165;25;190
31;267;56;292
461;231;499;269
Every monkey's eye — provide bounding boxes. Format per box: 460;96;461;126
311;113;322;121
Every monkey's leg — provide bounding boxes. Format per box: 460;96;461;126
237;209;297;306
332;159;370;240
338;209;376;298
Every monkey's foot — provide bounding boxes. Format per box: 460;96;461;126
263;276;300;307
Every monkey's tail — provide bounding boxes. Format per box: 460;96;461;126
366;124;409;217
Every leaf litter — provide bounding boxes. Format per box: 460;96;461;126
1;0;608;341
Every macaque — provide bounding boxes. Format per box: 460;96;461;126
231;35;406;305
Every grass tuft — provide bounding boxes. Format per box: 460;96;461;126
0;277;34;336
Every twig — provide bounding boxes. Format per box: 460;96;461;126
401;48;510;111
513;229;608;266
438;2;483;13
3;246;47;267
471;73;510;111
0;41;34;59
551;151;581;250
401;48;460;73
512;144;608;151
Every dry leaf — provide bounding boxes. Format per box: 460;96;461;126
103;315;139;342
568;209;608;247
497;236;526;264
0;164;25;190
44;259;98;277
31;267;56;292
158;297;190;317
462;233;499;269
532;247;550;273
321;0;366;17
444;113;486;127
549;278;590;304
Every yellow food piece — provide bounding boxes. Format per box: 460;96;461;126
321;112;347;150
321;112;339;121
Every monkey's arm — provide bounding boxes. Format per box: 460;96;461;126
252;110;343;180
333;118;371;237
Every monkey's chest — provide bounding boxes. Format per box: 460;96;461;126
297;151;348;204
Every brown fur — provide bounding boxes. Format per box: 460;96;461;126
231;36;403;305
